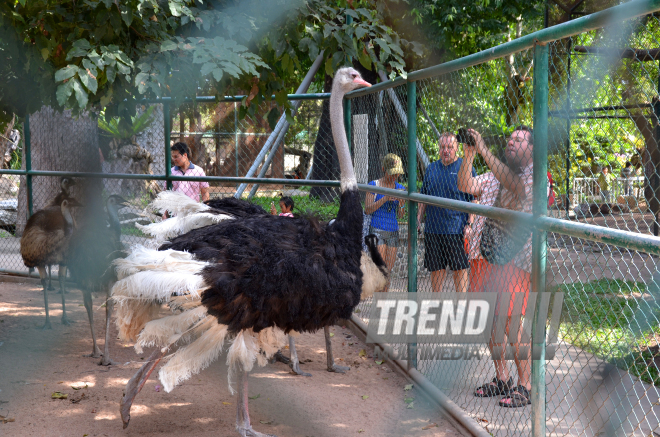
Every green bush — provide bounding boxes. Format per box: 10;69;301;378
249;194;341;222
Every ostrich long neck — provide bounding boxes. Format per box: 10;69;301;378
61;203;75;233
330;86;357;192
107;205;122;240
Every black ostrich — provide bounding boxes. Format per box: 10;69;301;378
113;68;378;437
138;194;385;376
67;195;127;365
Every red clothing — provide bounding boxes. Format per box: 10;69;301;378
469;259;531;317
547;171;556;207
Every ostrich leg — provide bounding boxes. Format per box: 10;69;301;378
58;265;73;325
37;266;52;330
287;336;311;377
81;289;101;358
236;369;276;437
47;265;54;291
325;326;349;373
99;289;117;366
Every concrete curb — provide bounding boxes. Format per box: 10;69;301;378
346;314;491;437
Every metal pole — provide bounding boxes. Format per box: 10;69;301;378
247;124;289;198
565;37;572;218
25;114;33;217
377;71;430;170
406;80;418;370
531;42;549;437
654;59;660;237
234;51;325;198
164;102;172;190
235;102;239;177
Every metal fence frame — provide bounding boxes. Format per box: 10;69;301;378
3;1;660;435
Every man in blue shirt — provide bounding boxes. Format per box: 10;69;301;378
418;132;475;293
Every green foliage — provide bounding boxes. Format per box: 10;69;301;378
1;0;420;127
554;279;660;386
248;193;341;222
410;0;544;60
98;106;156;140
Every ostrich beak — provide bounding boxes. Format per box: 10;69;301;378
353;77;371;88
120;348;167;429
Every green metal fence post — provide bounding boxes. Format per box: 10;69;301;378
407;80;418;369
531;41;549;437
24;114;33;217
164;102;172;190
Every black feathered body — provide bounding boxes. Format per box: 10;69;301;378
160;188;364;334
204;197;268;218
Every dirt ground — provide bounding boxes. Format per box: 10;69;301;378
0;279;463;437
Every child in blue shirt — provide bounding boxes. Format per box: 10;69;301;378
365;153;406;287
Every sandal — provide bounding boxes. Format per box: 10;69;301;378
499;385;531;408
474;377;513;397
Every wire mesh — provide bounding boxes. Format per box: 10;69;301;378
3;7;660;437
354;13;660;437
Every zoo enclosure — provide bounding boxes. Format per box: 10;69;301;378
1;1;660;436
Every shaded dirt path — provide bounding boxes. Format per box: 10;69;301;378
0;280;462;437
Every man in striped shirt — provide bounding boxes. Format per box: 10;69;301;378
170;142;210;202
457;126;535;409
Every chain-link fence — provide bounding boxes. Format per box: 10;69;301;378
3;2;660;436
348;3;660;436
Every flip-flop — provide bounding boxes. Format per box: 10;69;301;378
474;377;513;397
499;385;531;407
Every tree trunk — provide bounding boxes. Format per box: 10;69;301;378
309;64;381;202
631;110;660;232
16;106;100;235
310;73;340;202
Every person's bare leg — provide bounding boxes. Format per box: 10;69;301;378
58;265;73;325
325;326;349;373
452;269;469;293
287;335;311;376
37;266;52;330
99;289;117;366
512;316;531;390
82;289;101;358
384;246;397;271
236;369;276;437
430;269;448;293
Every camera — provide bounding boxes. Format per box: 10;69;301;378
456;128;476;147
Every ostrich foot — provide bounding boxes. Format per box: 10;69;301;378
39;320;53;330
83;347;102;358
237;426;276;437
99;356;118;366
273;351;290;365
327;364;350;373
61;315;74;325
289;361;311;377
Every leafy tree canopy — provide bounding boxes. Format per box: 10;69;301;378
0;0;421;126
409;0;545;60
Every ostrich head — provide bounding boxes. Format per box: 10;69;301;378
60;177;76;195
332;67;371;94
107;195;128;213
106;195;128;231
